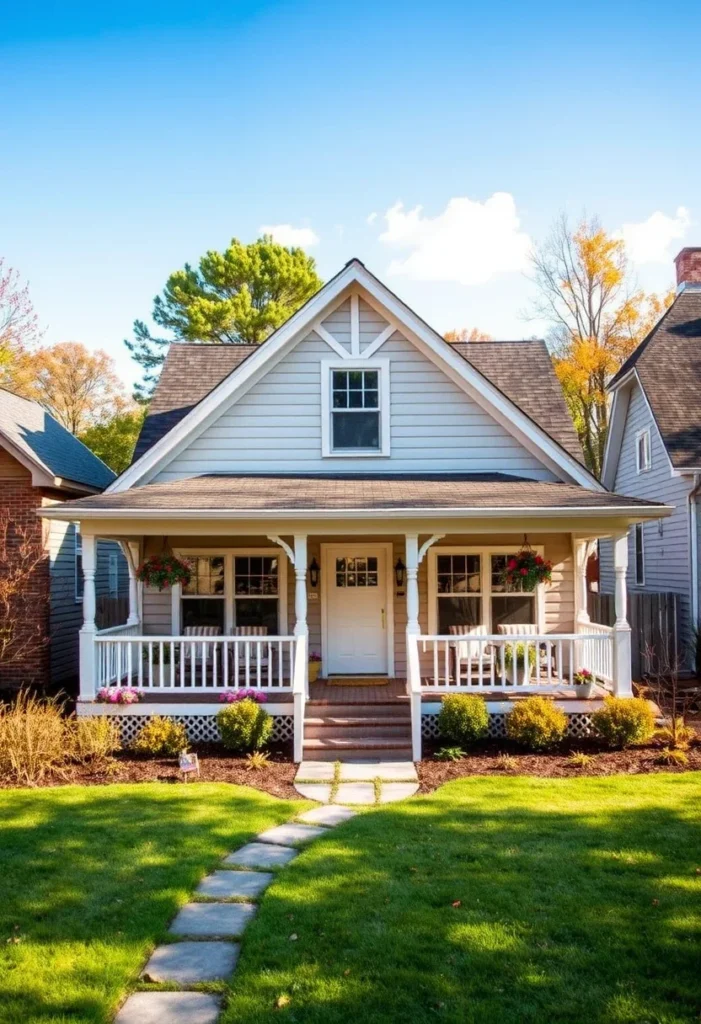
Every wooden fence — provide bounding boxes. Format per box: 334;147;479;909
587;591;680;681
96;596;130;631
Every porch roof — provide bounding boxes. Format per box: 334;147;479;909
41;472;669;519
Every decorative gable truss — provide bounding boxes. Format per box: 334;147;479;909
111;260;603;493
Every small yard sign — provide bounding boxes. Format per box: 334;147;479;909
179;751;200;779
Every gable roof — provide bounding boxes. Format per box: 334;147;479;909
607;289;701;470
117;259;600;493
133;337;583;467
0;389;115;491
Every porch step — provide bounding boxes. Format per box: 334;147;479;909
305;702;409;718
303;736;414;761
305;718;410;739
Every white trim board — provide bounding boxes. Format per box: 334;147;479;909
110;260;603;493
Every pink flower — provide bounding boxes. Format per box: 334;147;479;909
520;568;528;576
507;559;517;570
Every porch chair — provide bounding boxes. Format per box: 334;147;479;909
182;625;222;662
495;623;551;680
448;625;492;685
229;626;272;683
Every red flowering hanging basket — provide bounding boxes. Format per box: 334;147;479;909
503;547;553;592
136;554;192;591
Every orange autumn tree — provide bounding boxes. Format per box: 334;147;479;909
529;215;673;476
443;327;493;342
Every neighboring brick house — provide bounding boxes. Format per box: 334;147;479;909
0;389;128;691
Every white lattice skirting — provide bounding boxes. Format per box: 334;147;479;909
421;711;595;741
111;714;294;747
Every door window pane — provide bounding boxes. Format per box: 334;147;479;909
335;556;379;587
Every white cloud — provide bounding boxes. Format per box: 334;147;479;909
259;223;319;247
619;206;690;264
376;192;531;286
366;211;378;225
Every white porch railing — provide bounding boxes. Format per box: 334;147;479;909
93;634;297;692
292;632;307;762
414;632;614;692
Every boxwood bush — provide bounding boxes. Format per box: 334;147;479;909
217;698;272;753
592;696;655;749
438;694;489;745
506;696;567;750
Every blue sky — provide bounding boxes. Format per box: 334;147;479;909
2;0;700;387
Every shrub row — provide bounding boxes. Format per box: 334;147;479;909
437;693;656;751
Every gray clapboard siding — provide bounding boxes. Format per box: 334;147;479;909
155;331;556;480
599;381;692;656
359;297;389;353
321;298;351;352
48;523;129;682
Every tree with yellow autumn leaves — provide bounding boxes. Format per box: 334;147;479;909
530;215;673;477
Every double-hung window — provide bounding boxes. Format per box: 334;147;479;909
636;429;651;473
322;360;390;456
178;552;285;634
182;556;226;631
490;554;537;629
430;548;542;633
234;556;280;633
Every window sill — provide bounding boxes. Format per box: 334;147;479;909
324;449;390;458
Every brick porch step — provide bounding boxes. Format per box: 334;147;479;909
305;719;411;739
303;736;413;760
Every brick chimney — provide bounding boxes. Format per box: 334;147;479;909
674;247;701;291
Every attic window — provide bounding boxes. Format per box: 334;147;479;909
321;359;390;457
636;430;651;473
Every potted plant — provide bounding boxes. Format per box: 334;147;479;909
573;668;596;698
136;554;192;591
502;547;553;592
503;642;537;685
309;651;322;683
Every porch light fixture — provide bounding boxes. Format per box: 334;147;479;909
308;557;320;588
394;558;406;588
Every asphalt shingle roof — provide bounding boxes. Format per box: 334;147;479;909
0;389;115;490
62;473;662;513
132;338;583;467
608;289;701;470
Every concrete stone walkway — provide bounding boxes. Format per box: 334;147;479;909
114;804;356;1024
294;759;419;804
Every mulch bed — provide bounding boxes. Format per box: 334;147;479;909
2;744;299;799
417;738;701;792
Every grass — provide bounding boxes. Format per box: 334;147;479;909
225;775;701;1024
0;782;303;1024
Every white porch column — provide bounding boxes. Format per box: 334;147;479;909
126;541;140;626
612;532;633;697
79;534;98;701
293;534;308;637
575;539;591;628
405;534;420;636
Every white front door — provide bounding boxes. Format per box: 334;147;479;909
325;547;388;675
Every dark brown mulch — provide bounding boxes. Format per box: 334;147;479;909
417;738;701;792
2;744;299;798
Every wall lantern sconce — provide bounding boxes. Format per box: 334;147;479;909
308;557;320;588
394;558;406;589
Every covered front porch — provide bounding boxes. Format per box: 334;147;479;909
71;516;639;762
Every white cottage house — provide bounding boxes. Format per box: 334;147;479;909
41;260;668;759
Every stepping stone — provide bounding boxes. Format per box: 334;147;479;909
257;822;327;846
379;783;420;803
224;842;298;869
294;783;332;802
339;761;418;782
170;902;256;937
141;941;238;983
115;992;221;1024
197;869;273;899
299;804;357;826
334;783;376;805
295;761;335;781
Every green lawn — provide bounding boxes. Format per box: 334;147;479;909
226;775;701;1024
0;783;302;1024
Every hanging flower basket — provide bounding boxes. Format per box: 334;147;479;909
503;548;553;592
136;554;192;591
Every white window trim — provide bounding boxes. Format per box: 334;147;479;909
633;524;645;586
635;428;651;473
427;545;546;635
173;548;289;636
74;524;83;603
320;357;391;458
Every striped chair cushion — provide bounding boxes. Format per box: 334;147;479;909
184;626;222;637
232;626;268;636
448;624;490;662
496;624;538;636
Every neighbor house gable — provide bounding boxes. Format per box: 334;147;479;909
114;260;601;492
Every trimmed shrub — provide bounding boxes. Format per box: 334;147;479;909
131;716;188;756
592;697;655;749
0;692;68;785
217;698;272;753
69;716;121;767
438;694;489;745
506;696;567;750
